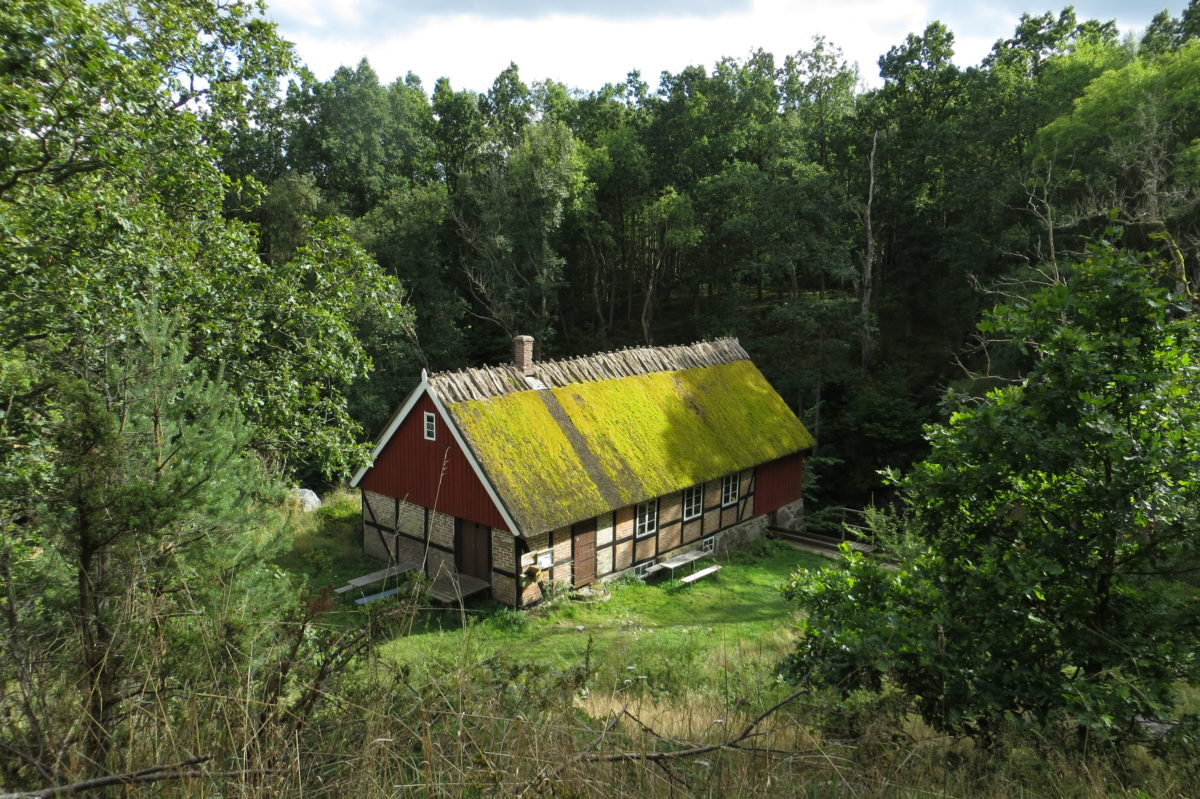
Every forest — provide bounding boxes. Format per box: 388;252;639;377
1;0;1198;795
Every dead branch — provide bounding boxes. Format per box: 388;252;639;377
0;756;280;799
514;701;629;797
580;687;814;764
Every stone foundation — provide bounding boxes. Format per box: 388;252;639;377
772;498;805;531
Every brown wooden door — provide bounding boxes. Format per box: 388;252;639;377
572;518;596;588
455;519;491;581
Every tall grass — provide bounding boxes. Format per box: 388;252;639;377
8;508;1193;798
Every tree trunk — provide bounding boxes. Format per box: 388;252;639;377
77;507;116;775
859;130;879;369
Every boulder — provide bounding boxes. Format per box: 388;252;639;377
290;487;321;512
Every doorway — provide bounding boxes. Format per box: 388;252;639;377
455;519;491;582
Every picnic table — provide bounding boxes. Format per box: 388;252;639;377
643;547;709;578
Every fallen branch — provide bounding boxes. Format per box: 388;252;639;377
580;687;810;763
0;756;277;799
515;701;628;797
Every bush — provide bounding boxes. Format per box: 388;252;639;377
488;607;531;633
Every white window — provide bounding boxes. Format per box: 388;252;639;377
721;473;739;507
683;485;702;520
635;499;658;539
423;411;436;441
702;536;716;553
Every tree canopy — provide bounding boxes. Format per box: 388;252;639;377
4;0;1200;790
786;243;1200;741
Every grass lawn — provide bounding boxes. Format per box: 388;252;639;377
279;491;835;697
379;539;832;698
275;489;383;594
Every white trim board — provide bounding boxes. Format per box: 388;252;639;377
349;378;428;487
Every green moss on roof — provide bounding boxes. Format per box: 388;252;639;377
446;360;814;536
450;391;607;527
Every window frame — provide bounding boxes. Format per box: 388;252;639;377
682;485;703;521
720;473;739;507
634;559;658;579
634;498;659;539
423;411;437;441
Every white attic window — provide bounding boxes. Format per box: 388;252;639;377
423;411;436;441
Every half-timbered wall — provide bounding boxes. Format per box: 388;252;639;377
583;469;756;576
505;468;764;606
366;458;797;608
361;490;478;582
491;528;518;606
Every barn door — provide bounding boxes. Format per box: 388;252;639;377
572;518;596;588
455;519;491;581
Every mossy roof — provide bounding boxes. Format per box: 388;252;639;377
443;359;814;536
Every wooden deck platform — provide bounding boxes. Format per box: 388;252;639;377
768;527;875;554
426;572;490;603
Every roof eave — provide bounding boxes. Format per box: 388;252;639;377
349;372;429;488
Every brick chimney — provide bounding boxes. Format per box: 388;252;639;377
513;335;535;376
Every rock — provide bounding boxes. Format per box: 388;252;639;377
290;488;321;512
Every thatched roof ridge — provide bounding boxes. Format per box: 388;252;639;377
428;338;749;404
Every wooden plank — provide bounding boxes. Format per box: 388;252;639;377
659;548;706;569
427;572;490;603
355;587;400;605
333;561;417;594
680;564;722;584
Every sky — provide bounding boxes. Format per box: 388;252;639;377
264;0;1184;94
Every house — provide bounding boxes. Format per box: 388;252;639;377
349;336;814;607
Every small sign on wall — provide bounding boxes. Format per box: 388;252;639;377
536;550;553;569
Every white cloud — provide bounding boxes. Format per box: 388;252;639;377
281;0;942;92
270;0;1171;94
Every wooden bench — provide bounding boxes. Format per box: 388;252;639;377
354;587;400;605
679;564;721;584
333;560;417;595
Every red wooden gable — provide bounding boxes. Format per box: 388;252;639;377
754;452;805;516
358;392;510;531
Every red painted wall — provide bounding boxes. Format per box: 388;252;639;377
359;392;509;531
755;453;805;516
